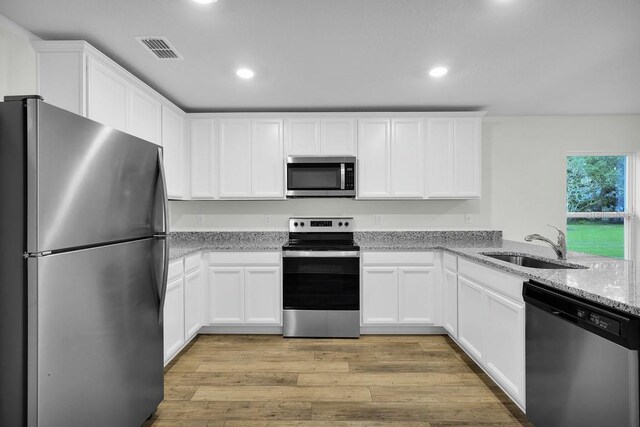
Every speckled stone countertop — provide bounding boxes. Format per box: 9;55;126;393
169;232;287;259
169;230;640;317
358;233;640;317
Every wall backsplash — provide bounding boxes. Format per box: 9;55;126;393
169;198;491;231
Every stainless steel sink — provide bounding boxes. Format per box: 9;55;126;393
481;253;587;269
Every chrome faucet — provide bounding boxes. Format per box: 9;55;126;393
524;225;567;260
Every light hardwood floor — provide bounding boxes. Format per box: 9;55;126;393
144;335;532;426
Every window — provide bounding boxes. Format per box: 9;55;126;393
566;154;634;259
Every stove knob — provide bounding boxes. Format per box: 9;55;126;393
338;222;343;227
300;222;305;227
345;221;350;227
293;222;298;227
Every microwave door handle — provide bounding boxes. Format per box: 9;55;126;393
340;164;345;190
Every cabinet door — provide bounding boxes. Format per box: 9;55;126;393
454;118;481;197
391;119;424;198
484;288;525;405
457;275;484;361
86;57;127;132
398;266;435;324
286;119;320;155
362;267;398;324
357;119;390;198
244;267;281;325
162;107;185;198
128;86;161;145
163;276;185;363
443;269;458;337
252;120;284;198
426;119;454;197
208;267;244;323
219;120;252;198
321;118;355;155
190;119;216;199
184;269;202;340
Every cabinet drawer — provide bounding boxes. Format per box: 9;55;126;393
209;251;280;266
362;251;434;266
184;252;201;272
443;252;457;271
167;259;184;281
458;258;523;301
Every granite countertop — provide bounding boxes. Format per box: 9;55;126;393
169;232;288;259
169;230;640;317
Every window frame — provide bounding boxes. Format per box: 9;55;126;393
565;151;636;260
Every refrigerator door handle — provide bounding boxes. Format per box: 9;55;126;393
156;235;169;323
154;147;170;323
156;147;169;235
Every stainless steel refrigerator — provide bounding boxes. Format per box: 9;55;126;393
0;96;168;426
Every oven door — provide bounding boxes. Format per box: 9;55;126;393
283;251;359;311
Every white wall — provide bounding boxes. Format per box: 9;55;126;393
487;115;640;261
170;197;492;231
0;14;38;99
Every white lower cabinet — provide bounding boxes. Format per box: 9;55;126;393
208;252;281;326
454;258;526;409
442;254;458;337
163;253;203;365
184;265;203;340
483;288;525;402
362;267;399;324
362;252;437;327
457;275;485;361
163;259;185;364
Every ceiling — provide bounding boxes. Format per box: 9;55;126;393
1;0;639;115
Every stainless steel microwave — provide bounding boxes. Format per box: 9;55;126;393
286;156;356;198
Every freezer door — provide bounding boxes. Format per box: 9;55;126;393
28;100;166;253
28;239;163;427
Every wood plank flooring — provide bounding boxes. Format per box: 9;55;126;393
143;335;532;426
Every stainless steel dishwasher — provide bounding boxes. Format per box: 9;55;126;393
524;281;640;427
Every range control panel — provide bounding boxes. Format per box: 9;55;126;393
288;217;354;232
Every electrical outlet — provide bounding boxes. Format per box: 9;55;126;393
465;213;472;224
265;215;271;225
196;215;204;225
375;214;383;225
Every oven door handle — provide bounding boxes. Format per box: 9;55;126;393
283;251;360;258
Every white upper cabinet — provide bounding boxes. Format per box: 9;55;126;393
426;117;481;198
358;118;424;199
86;57;128;132
390;119;424;198
453;119;482;197
128;86;161;145
286;118;356;156
357;119;391;198
286;119;320;155
219;119;252;198
321;119;356;155
162;106;187;199
33;41;180;149
251;120;284;198
190;119;217;199
219;119;284;199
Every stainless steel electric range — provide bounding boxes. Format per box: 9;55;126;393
282;217;360;338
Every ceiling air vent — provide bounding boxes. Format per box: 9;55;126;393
135;37;183;60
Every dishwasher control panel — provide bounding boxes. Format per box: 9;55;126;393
575;309;621;335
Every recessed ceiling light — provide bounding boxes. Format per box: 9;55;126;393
192;0;218;4
429;67;448;78
236;68;255;79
